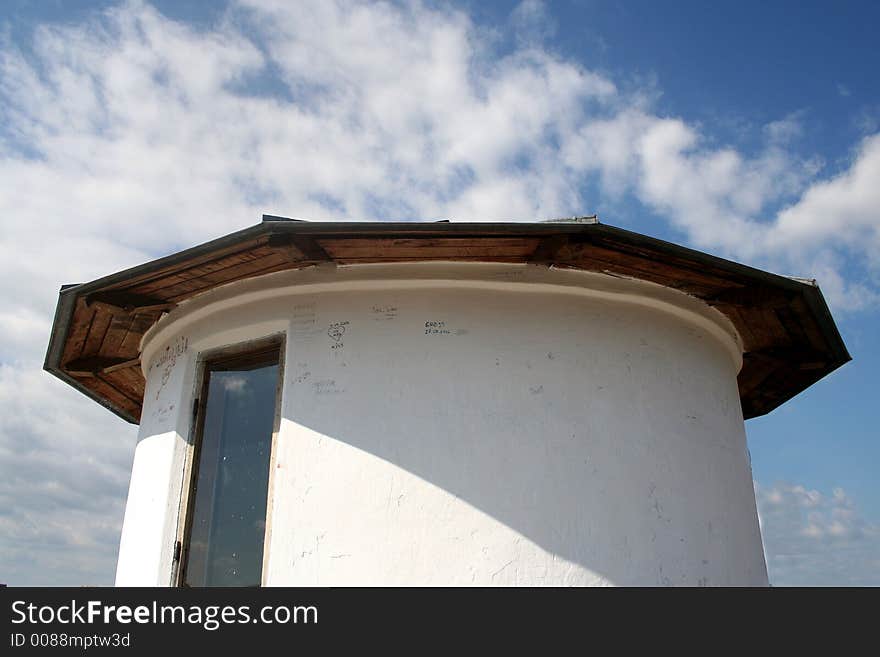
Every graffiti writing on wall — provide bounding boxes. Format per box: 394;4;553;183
152;335;188;400
328;321;349;350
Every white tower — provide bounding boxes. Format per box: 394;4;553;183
46;217;849;586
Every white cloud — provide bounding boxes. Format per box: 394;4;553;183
0;0;877;584
510;0;556;45
770;135;880;254
565;106;878;309
756;482;880;586
0;365;136;585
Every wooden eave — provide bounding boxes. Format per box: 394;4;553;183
45;216;851;424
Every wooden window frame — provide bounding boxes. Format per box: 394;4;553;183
172;333;286;587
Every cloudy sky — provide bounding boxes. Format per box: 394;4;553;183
1;0;878;586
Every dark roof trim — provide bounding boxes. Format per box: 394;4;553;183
44;218;851;425
44;286;140;423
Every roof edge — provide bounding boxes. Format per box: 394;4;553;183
43;217;851;424
44;286;140;424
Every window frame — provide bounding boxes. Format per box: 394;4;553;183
173;333;286;587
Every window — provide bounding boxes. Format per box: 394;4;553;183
178;338;283;587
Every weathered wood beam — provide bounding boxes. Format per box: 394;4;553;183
706;285;794;308
528;235;571;265
65;356;141;377
268;233;332;262
86;291;177;315
744;347;828;371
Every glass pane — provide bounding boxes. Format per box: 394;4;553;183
183;354;279;587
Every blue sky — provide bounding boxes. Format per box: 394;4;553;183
0;0;877;585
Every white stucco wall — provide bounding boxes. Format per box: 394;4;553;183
116;263;768;586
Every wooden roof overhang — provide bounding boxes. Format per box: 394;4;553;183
45;215;850;424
